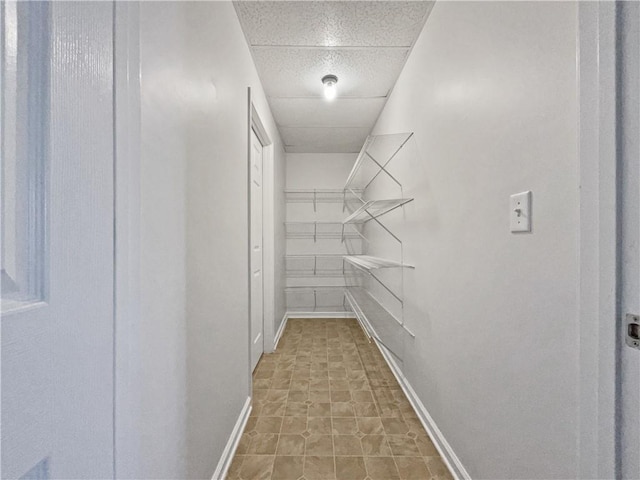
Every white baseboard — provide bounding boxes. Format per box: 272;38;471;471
373;340;471;480
211;396;252;480
285;311;356;319
273;313;289;350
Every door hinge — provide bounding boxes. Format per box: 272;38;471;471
625;313;640;349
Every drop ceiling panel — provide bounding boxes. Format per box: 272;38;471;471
234;1;434;152
252;47;408;98
234;1;433;47
270;97;386;129
281;127;370;153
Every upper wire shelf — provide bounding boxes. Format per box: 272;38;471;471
344;132;413;192
342;198;414;224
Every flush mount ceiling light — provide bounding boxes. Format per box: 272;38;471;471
321;74;338;101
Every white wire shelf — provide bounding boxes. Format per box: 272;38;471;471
286;222;363;241
285;189;364;206
343;255;414;271
285;286;349;312
342;198;414;224
344;132;414;192
286;254;347;278
345;287;414;361
287;188;366;214
343;256;412;304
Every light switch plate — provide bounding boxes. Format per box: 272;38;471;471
510;191;532;232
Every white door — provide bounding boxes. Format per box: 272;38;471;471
1;2;115;479
619;3;640;478
250;128;264;371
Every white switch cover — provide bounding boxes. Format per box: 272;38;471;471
510;191;532;232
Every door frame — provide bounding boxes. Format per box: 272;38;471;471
247;88;274;379
577;3;618;478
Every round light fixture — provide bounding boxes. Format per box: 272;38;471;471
322;74;338;101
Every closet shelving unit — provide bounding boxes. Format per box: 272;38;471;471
285;189;363;314
341;132;416;360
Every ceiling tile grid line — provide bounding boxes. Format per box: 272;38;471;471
234;1;434;153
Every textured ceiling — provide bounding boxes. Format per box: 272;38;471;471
234;1;434;153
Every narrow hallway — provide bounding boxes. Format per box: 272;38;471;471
228;319;452;480
3;2;633;479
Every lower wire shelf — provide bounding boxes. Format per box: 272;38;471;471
285;286;349;313
344;287;415;361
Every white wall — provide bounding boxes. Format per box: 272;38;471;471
138;3;189;477
132;2;285;479
183;4;285;478
286;153;356;190
369;2;579;478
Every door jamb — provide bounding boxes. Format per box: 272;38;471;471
247;89;273;382
577;3;618;478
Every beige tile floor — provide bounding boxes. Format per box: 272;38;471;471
227;318;453;480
